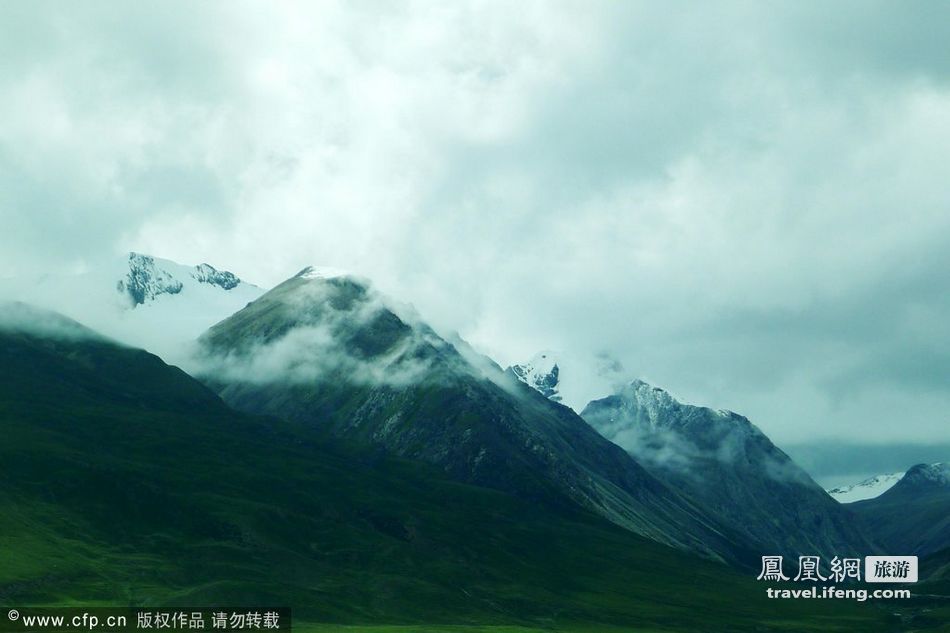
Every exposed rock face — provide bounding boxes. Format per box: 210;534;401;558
195;269;753;565
116;253;248;307
118;253;184;306
581;380;876;558
510;352;562;402
192;263;241;290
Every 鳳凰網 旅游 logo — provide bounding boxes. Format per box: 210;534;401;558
757;555;917;583
756;555;916;602
864;556;918;583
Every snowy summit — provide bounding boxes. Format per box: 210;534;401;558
0;252;265;359
510;351;561;402
827;472;905;503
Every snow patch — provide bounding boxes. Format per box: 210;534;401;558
510;351;562;401
827;472;904;503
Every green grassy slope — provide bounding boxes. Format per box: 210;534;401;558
0;327;919;631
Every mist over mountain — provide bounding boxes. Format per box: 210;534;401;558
579;379;875;558
0;252;263;360
194;268;753;564
0;301;105;342
0;307;718;619
4;2;950;628
1;304;901;629
507;350;628;412
507;350;875;557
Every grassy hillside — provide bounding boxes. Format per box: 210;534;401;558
0;327;928;631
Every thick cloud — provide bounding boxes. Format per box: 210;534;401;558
2;1;949;450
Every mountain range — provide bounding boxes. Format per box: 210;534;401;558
0;305;708;621
507;352;880;557
1;302;908;631
4;253;950;629
578;379;874;558
193;267;751;564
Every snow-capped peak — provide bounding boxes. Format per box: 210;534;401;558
118;253;185;306
623;379;679;424
0;252;266;361
826;472;904;503
118;253;250;307
192;263;241;290
510;351;562;402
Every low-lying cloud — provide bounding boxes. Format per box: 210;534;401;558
192;322;437;389
188;277;460;389
0;301;105;342
2;1;949;462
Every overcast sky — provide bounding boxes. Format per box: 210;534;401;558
2;1;949;450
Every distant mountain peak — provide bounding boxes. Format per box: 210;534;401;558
826;472;904;503
118;252;249;307
119;252;184;306
900;462;950;489
1;252;266;358
580;377;871;558
596;379;743;433
622;379;679;420
509;351;562;402
508;350;630;411
192;263;241;290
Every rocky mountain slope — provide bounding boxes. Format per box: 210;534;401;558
194;268;753;564
0;303;898;630
580;380;876;558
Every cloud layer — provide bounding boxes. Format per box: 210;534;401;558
2;1;949;446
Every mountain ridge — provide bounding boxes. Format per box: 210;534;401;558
195;271;755;564
850;462;950;556
0;305;897;630
579;378;876;558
